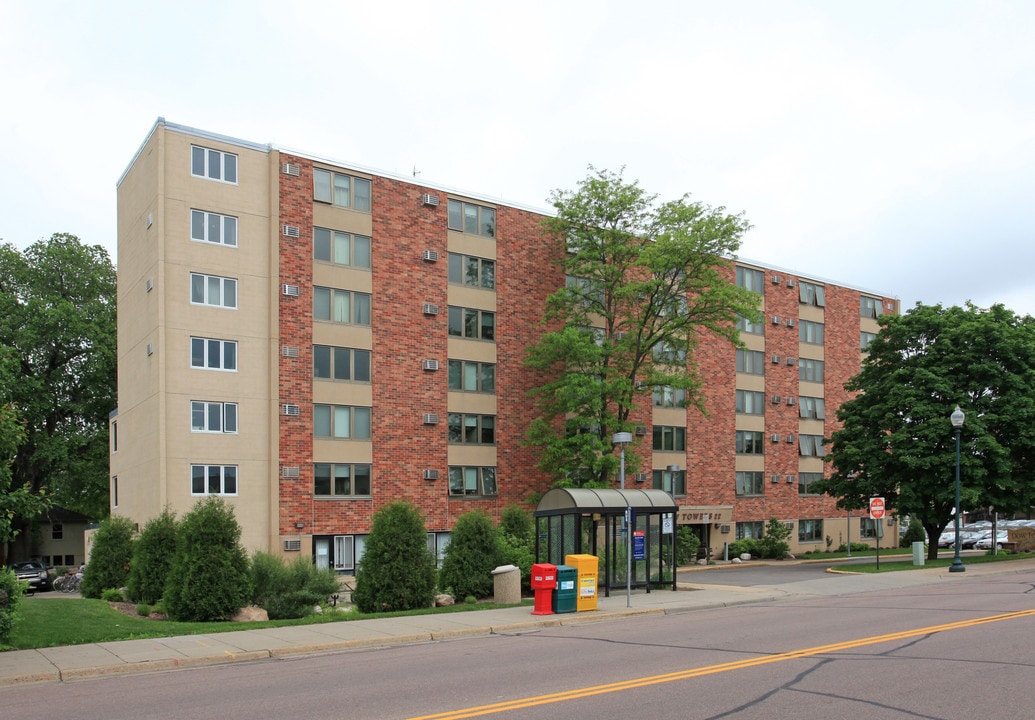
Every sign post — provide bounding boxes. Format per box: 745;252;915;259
870;497;886;570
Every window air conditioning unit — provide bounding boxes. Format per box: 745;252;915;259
282;284;300;297
422;249;439;262
786;397;796;406
423;469;439;481
785;434;795;443
771;434;781;443
282;345;300;358
282;404;300;416
771;316;781;324
422;303;439;316
771;275;781;284
422;193;440;207
786;356;796;366
615;331;626;340
282;163;300;176
283;540;302;552
771;354;780;364
771;395;782;404
771;475;780;483
786;278;796;287
422;359;439;371
282;225;300;238
281;466;300;478
634;426;648;436
785;318;796;327
634;473;649;483
786;475;796;484
720;524;731;534
422;413;439;425
784;522;794;530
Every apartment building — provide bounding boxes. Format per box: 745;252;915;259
110;119;897;569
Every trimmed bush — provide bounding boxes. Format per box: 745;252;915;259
439;510;503;600
79;515;136;599
900;518;926;548
0;567;25;644
164;497;250;622
127;508;177;604
757;518;791;559
250;552;340;619
675;526;701;565
498;505;534;589
353;501;435;613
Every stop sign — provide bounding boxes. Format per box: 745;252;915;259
870;497;886;520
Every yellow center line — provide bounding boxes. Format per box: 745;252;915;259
408;609;1035;720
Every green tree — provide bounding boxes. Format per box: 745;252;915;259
814;303;1035;560
352;502;435;613
79;515;135;598
0;234;116;535
497;505;535;589
525;167;759;486
164;498;250;621
439;511;504;600
758;517;791;559
0;369;49;549
675;526;701;565
0;566;24;645
126;509;177;604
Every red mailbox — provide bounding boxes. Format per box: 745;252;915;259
530;563;557;615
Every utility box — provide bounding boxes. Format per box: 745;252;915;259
565;553;598;612
492;564;521;605
530;563;557;615
911;541;925;566
552;565;577;613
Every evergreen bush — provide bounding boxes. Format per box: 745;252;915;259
757;518;792;559
127;508;177;604
498;505;534;588
439;510;503;600
900;518;926;548
250;552;340;619
352;501;435;613
0;567;24;645
79;515;136;599
675;526;701;565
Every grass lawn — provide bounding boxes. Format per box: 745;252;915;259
3;596;530;652
830;551;1035;573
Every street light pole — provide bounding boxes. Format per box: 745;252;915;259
612;432;633;607
950;406;966;573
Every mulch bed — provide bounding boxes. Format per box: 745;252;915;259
108;601;167;621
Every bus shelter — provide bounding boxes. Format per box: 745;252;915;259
534;488;678;595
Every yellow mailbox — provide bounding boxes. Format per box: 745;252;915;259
565;553;599;611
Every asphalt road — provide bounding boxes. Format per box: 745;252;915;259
4;565;1034;719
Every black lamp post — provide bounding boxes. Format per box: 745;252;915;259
950;405;966;573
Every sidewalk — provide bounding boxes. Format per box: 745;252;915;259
3;558;1032;687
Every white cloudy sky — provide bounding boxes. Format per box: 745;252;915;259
2;1;1032;313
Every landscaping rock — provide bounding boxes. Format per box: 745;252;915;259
435;593;455;607
232;606;269;622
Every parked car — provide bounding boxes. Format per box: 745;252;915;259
975;532;1010;551
938;531;979;548
6;560;52;592
961;531;994;549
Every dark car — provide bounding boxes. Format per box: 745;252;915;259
7;560;52;592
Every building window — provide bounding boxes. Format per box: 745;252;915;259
736;520;764;539
736;390;765;415
652;425;686;451
191;464;238;495
191;145;237;183
448;359;495;393
652;469;686;496
191;401;238;433
799;396;825;420
190;272;237;309
447;306;495;341
314;405;372;439
799;472;823;496
313;169;371;212
799;358;824;383
735;471;764;496
798;519;823;543
314;287;371;326
799;319;824;345
447;199;496;238
736;315;764;335
111;421;118;453
736;349;765;375
52;523;63;541
449;253;496;289
799;281;825;307
314;463;371;497
859;518;879;539
447;413;496;445
652;386;686;408
799;434;825;457
652;341;687;364
314;346;371;382
861;331;877;351
735;266;764;293
314;228;372;269
191;210;238;247
861;296;883;319
735;430;765;454
112;476;118;508
190;337;237;371
448;466;498;497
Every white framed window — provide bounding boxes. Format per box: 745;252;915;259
447;199;495;238
448;466;498;497
315;463;372;497
191;464;238;495
191;210;238;247
190;272;237;309
191;401;238;433
799;281;826;307
313;168;371;212
314;287;371;326
191;145;237;184
333;535;355;571
190;337;237;371
314;227;371;268
314;405;372;439
314;346;371;382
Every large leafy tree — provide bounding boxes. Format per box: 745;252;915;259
0;234;116;534
525;167;759;486
814;303;1035;559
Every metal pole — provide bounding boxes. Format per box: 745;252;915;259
951;426;965;572
622;447;631;607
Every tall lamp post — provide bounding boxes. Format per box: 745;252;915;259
612;432;633;606
950;406;966;573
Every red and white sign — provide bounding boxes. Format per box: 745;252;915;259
869;497;886;520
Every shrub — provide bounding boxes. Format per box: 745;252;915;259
498;505;535;589
0;567;25;644
439;511;503;600
79;515;136;599
498;504;533;545
836;542;870;553
250;552;340;619
136;603;150;617
127;508;177;604
101;588;124;602
675;526;701;565
353;501;435;613
728;538;760;557
164;497;250;622
757;518;792;559
900;518;926;548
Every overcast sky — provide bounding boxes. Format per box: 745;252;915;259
2;1;1032;314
